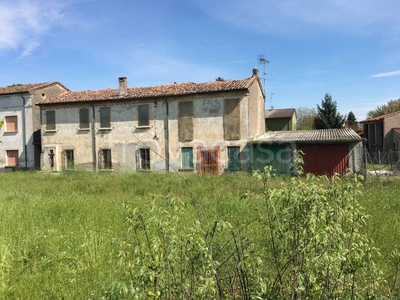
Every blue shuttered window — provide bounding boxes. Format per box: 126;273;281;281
227;146;241;171
182;147;193;169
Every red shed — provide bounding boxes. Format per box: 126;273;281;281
250;129;365;177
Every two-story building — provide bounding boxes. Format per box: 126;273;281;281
0;82;69;170
37;68;265;174
360;111;400;159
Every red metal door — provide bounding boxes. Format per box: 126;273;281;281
300;144;349;177
198;146;220;175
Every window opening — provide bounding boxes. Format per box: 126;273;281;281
138;105;149;126
140;148;150;170
100;107;110;128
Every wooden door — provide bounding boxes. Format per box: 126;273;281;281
198;146;220;175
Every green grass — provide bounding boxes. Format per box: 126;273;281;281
0;171;398;298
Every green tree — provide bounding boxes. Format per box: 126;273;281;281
347;111;357;125
215;77;225;81
296;107;317;130
366;98;400;119
314;93;345;129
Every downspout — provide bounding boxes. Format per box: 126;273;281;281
91;104;97;171
164;98;169;172
20;93;28;169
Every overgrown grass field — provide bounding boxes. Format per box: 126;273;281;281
0;171;398;299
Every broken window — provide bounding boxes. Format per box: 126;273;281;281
100;107;110;128
63;150;74;169
224;99;241;140
139;148;150;170
79;108;90;129
46;110;56;131
5;116;18;132
138;105;149;126
99;149;112;169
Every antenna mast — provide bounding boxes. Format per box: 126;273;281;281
257;54;269;96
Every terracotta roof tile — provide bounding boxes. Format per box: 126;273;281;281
37;76;257;105
360;110;400;123
0;82;69;95
252;128;362;143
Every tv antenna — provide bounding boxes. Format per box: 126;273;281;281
257;54;269;96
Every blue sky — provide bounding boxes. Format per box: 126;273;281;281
1;0;399;120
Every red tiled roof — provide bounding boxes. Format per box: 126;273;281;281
0;82;69;95
37;76;258;105
393;128;400;134
360;110;400;123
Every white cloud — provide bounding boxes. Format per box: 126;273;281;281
0;0;67;56
371;70;400;78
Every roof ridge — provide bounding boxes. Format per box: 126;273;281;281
37;75;257;105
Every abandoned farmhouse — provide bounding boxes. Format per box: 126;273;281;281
1;68;365;176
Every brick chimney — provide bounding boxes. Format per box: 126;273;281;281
118;77;127;96
344;120;349;128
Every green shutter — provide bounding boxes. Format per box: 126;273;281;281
79;108;89;129
182;147;193;169
138;105;149;126
100;107;110;128
46;110;55;130
228;146;241;171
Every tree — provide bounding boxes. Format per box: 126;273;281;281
215;77;225;81
346;111;363;132
296;107;317;130
313;93;345;129
347;111;357;125
366;98;400;119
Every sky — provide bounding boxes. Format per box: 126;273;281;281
1;0;400;120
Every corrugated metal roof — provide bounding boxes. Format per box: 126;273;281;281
264;108;296;119
360;110;400;123
251;128;362;143
0;82;69;95
37;75;258;105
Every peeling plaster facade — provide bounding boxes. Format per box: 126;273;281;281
0;84;68;170
39;72;265;174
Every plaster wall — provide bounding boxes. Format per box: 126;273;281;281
384;114;400;150
40;88;259;172
0;93;35;168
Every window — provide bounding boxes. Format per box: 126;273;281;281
178;101;193;141
99;149;112;169
138;105;149;127
100;107;110;128
224;99;241;140
139;148;150;170
5;116;18;132
46;110;56;131
227;146;241;171
79;108;90;129
63;150;74;169
181;147;193;169
6;150;19;167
